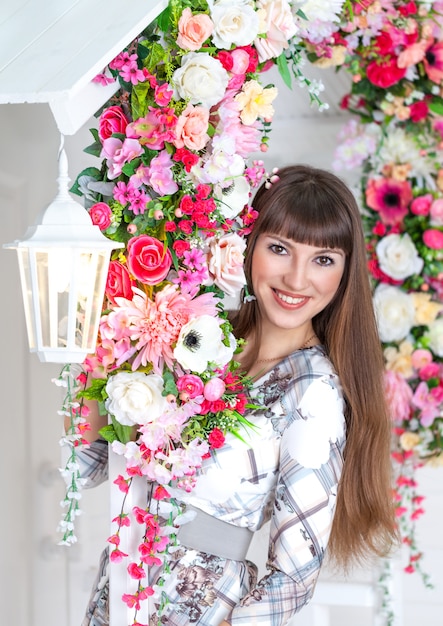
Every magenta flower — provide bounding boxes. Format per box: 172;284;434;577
365;177;412;225
423;228;443;249
424;41;443;83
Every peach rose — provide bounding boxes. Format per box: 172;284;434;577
206;233;246;297
173;104;210;151
177;8;214;51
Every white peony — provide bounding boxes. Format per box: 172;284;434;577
105;371;169;426
375;233;424;281
174;315;235;373
210;0;260;48
373;284;416;343
172;52;229;109
425;318;443;357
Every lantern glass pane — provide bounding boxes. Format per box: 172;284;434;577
76;251;109;351
16;248;36;350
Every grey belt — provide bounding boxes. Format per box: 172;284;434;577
177;505;253;561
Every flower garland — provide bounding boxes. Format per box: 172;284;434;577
55;1;350;623
304;0;443;606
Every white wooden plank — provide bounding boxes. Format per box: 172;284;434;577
0;0;81;70
0;0;167;102
0;0;31;27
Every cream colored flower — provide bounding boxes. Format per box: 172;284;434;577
312;45;347;68
411;292;443;325
234;80;278;125
384;341;414;378
105;371;169;426
373;284;415;343
400;431;420;451
425;318;443;357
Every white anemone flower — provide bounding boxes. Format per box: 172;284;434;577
174;315;235;373
214;177;251;219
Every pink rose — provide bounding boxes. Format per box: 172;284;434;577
208;427;225;449
173;104;210;151
410;194;432;216
430;198;443;226
98;105;129;141
176;374;204;399
127;235;173;285
177;8;214;51
231;49;250;74
89;202;112;230
423;228;443;249
106;260;136;305
253;0;298;62
206;233;246;297
203;377;226;401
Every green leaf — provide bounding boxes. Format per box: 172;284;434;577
429;98;443;116
141;40;168;74
131;81;151;120
277;53;291;89
78;378;107;401
110;413;135;444
162;370;178;396
84;141;103;157
122;158;141;176
98;424;118;443
156;4;172;32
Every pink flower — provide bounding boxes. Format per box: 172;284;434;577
128;108;177;150
173;104;210;151
106;261;136;306
411;348;433;370
204;377;226;401
253;0;297;62
409;100;429;122
127;562;146;580
410;194;432;216
365;177;412;225
424;41;443;83
430;198;443;226
147;150;179;195
98;105;129;141
110;548;128;562
127;235;173;285
177;374;204;399
89;202;112;231
384;370;413;423
113;474;130;494
177;8;214;51
206;233;246;296
423;228;443;249
367;57;407;88
100;137;144;179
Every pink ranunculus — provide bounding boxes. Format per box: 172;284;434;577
176;374;204;399
127;235;173;285
208;427;225;449
423;228;443;249
176;7;214;51
206;233;246;297
411;348;433;371
366;57;407;88
409;100;429;122
419;362;440;380
430;198;443;226
230;48;250;74
98;105;129;141
89;202;112;231
410;193;432;216
173;104;210;151
106;260;137;305
203;377;226;401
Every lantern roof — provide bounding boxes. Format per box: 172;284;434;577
0;0;167;134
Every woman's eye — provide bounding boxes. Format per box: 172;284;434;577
269;244;287;255
316;255;334;266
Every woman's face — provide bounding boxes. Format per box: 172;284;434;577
251;233;346;336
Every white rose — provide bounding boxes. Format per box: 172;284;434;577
375;233;424;281
105;371;169;426
426;318;443;357
206;233;246;297
373;284;415;343
254;0;298;62
174;315;235;373
172;52;229;109
210;0;260;48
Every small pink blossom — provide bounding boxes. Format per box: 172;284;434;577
410;194;432;216
127;562;146;580
423;228;443;249
204;377;226;401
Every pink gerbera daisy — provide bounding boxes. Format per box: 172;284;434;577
365;177;412;225
424;41;443;84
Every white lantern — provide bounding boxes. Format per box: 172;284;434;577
4;139;124;363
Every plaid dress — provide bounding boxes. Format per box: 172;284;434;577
80;345;346;626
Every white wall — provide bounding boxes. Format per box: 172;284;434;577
0;67;442;626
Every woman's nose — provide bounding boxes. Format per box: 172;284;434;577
284;259;310;292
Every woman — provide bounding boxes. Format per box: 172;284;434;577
79;164;397;625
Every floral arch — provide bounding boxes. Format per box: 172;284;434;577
57;1;443;624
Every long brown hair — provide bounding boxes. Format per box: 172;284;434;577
232;164;397;568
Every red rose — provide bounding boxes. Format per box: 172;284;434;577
208;428;225;449
409;100;429;122
127;235;172;285
106;261;136;305
217;50;234;71
98;105;129;141
367;58;406;88
89;202;112;231
173;240;191;256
